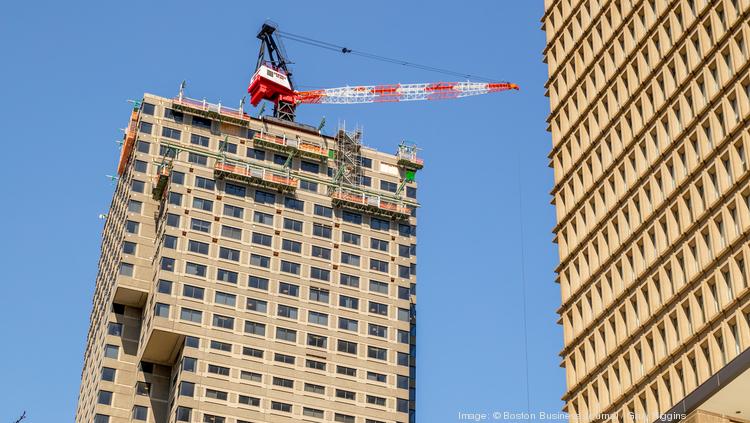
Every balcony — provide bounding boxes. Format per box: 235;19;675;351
253;131;329;160
214;161;297;192
330;187;412;220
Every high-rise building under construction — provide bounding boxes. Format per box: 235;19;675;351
543;1;750;422
75;92;419;423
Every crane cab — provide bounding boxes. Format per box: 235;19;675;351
248;63;295;107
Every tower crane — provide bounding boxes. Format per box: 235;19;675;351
248;23;518;122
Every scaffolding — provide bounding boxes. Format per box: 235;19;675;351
116;107;139;175
252;130;329;160
330;186;412;220
332;123;363;186
396;141;423;170
214;158;298;193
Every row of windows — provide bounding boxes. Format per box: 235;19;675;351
553;0;747;203
558;130;750;322
167;406;396;423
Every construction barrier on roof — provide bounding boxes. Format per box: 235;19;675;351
172;96;250;124
116;109;139;175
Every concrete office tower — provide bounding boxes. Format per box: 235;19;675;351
75;93;419;423
542;1;750;423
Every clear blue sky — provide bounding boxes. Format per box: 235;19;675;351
0;1;563;421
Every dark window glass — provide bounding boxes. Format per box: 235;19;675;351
342;211;362;224
224;182;246;197
300;180;318;192
248;276;269;290
381;180;398;193
141;103;155;115
247;148;266;160
283;218;302;232
195;176;215;190
164;108;184;122
192;116;211;129
284;197;304;211
254;190;275;204
301;161;319;173
161;127;181;140
190;133;209;147
217;269;238;284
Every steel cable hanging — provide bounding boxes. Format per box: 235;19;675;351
277;30;505;83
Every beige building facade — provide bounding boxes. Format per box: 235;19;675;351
75;93;419;423
543;0;750;422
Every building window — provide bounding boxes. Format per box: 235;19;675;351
194;176;215;190
308;311;328;325
274;353;295;364
190;133;209;147
210;340;232;352
190;218;211;233
214;291;236;306
127;200;142;213
221;225;242;240
380;180;398;193
131;180;145;193
119;262;134;277
154;303;170;317
340;273;360;288
314;204;333;218
370;238;389;251
342;231;360;245
224;182;246;197
283;218;303;232
139;121;152;134
217;269;238;284
399;265;411;278
371;217;390;231
192;197;213;211
180;308;202;323
212;314;234;329
136;140;150;154
406;186;417;199
132;406;148;421
219;247;240;261
97;390;112;405
122;241;137;255
187;152;207;166
313;223;332;238
284;197;304;211
104;344;119;359
336;389;356;401
207;364;230;376
271;402;292;413
252;232;273;247
244;321;266;336
239;395;260;406
223;204;243;218
340;295;359;310
175;407;191;422
161;127;181;140
343;211;362;224
306;359;326;371
369;280;389;294
311;245;330;259
242;346;263;358
310;287;329;303
182;284;204;300
94;415;109;423
279;282;299;296
301;160;320;173
192;116;211;129
179;381;195;397
133;159;147;173
165;213;180;227
247;298;268;313
247;148;266;160
277;304;298;319
160;257;175;272
253;211;273;225
300;180;318;192
368;346;387;360
310;267;330;281
358;156;373;168
141;103;155;115
187;240;209;255
182;357;196;372
101;367;116;382
339;317;358;331
370;258;388;273
250;254;270;268
164;108;184;122
254;190;276;204
276;327;297;342
369;323;387;338
240;370;262;382
280;239;302;253
184;336;199;348
280;260;301;274
248;275;269;290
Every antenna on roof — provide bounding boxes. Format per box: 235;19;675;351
239;96;246;115
178;80;186;101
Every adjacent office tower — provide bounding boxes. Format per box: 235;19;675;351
543;1;750;422
75;93;419;423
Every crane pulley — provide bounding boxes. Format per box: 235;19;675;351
247;22;518;122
